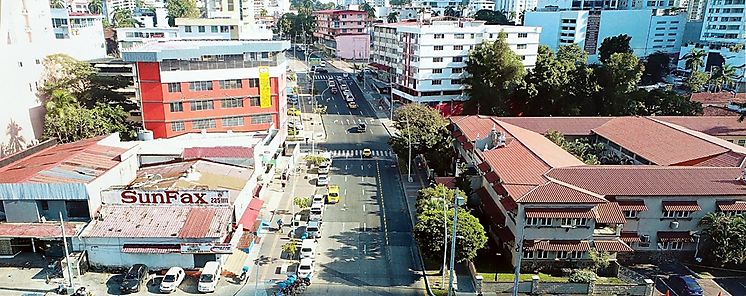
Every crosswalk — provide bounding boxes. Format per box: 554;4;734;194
314;74;350;81
326;149;393;158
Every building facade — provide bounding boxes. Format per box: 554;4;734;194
116;27;179;50
122;40;290;139
372;20;541;105
313;10;371;60
525;9;686;62
176;18;273;41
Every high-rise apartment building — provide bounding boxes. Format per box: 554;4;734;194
372;20;541;106
313;10;371;60
122;40;290;139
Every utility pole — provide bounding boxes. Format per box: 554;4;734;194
442;194;448;288
406;116;413;183
60;212;74;291
448;195;464;296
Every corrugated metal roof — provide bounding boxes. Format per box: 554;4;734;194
0;136;129;184
121;244;181;254
183;146;254;158
82;205;231;238
0;222;80;238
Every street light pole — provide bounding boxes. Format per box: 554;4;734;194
406;117;413;183
442;194;448;288
448;195;464;296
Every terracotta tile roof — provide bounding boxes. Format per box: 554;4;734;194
662;201;701;212
183;146;254;158
658;231;694;242
690;151;746;168
594;202;626;224
518;182;606;204
525;207;595;218
83;205;231;238
620;232;642;243
499;117;613;136
450;115;498;141
0;222;80;238
690;92;746;106
500;184;535;203
592;117;729;165
121;244;180;254
546;166;746;196
716;200;746;211
617;200;648;212
594;240;634;252
485;172;499;184
655;116;746;136
0;136;130;183
525;240;590;252
702;106;741;116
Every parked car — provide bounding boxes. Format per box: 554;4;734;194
120;264;149;293
300;239;316;259
198;261;221;293
306;220;322;238
669;275;703;296
310;201;324;221
159;267;185;293
297;258;315;278
312;194;326;204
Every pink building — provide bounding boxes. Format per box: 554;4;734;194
313;10;370;60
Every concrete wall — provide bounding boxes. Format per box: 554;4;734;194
334;35;370;60
85;148;139;217
79;236;217;269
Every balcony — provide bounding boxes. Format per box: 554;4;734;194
593;224;621;237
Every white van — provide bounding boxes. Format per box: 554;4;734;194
198;261;221;293
300;239;316;259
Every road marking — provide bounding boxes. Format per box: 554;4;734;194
344;188;347;196
361;176;364;182
363;222;366;231
363;204;366;212
361;165;364;171
376;160;390;246
362;188;365;196
345;175;348;182
345;164;348;170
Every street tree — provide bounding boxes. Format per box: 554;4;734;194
708;64;738;92
699;213;746;265
545;130;604;165
304;154;329;167
464;32;525;115
43;102;136;143
473;9;509;24
684;71;709;93
643;52;671;83
282;241;298;259
42;54;96;96
414;208;487;263
387;12;399;23
388;104;453;174
683;48;707;73
629;89;702;116
165;0;200;26
50;0;65;8
88;0;103;14
416;184;464;212
598;34;632;64
596;52;644;115
112;7;139;27
293;197;312;209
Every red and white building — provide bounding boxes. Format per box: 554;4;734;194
313;10;371;60
451;115;746;270
123;40;291;139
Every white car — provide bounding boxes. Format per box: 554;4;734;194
317;174;329;186
328;80;336;87
288;120;304;130
309;202;324;221
298;258;315;278
312;194;326;204
319;61;326;67
340;84;349;90
342;73;349;78
160;267;185;293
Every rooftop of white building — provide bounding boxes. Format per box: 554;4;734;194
122;39;290;62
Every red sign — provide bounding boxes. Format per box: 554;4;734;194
103;190;230;206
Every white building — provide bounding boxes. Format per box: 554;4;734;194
206;0;289;19
525;9;686;62
372;20;541;104
686;0;706;21
176;18;273;40
495;0;539;23
469;0;496;12
116;27;180;50
0;2;107;155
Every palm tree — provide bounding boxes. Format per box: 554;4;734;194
387;11;399;23
5;120;27;154
87;0;103;14
45;89;78;115
684;48;707;73
50;0;66;9
112;7;138;28
359;2;376;20
709;64;738;92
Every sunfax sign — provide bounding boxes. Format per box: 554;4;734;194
102;190;230;206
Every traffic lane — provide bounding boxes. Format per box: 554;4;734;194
345;75;381;119
712;278;745;296
304;284;423;296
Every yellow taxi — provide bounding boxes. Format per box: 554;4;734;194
287;107;301;116
362;148;372;158
327;185;340;204
348;102;358;109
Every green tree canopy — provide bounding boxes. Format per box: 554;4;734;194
387;12;399;23
112;7;139;28
389;0;412;6
700;213;746;265
545;130;604;165
464;32;525;115
473;9;509;25
416;184;465;212
629;89;702;116
708;64;738;92
596;52;644;115
685;71;709;93
642;52;671;83
359;2;376;19
388;104;453;174
165;0;200;26
277;12;315;42
414;208;487;263
683;48;706;72
598;34;632;64
88;0;103;14
44;102;136;143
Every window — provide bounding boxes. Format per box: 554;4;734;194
210;26;218;33
451;79;462;84
434;34;444;39
523;250;534;259
738;139;746;146
453;56;464;62
189;81;213;91
248;78;259;88
518;33;528;38
222;116;244;127
453;45;463;50
663;210;691;218
557;251;583;259
227;0;234;11
251;114;273;124
455;33;464;39
248;96;261;106
561;218;587;227
190;100;214;111
40;201;49;211
452;68;463;74
221;98;244;108
536;250;550;259
220;79;242;89
432;69;442;74
192;119;216;129
167;83;181;93
431;80;442;85
220;26;230;33
517;44;527;49
198;26;205;33
662;241;684;250
171;121;185;131
169;102;183;112
624;210;639;219
434;46;444;51
433;57;443;62
526;217;552;226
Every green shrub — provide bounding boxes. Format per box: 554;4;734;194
568;269;597;283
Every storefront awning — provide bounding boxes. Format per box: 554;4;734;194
121;244;180;254
368;62;391;72
595;203;627;224
594;240;634;252
239;198;265;231
525;208;595;219
485;171;499;184
662;201;701;212
477;162;490;173
0;222;79;238
525;240;590;252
